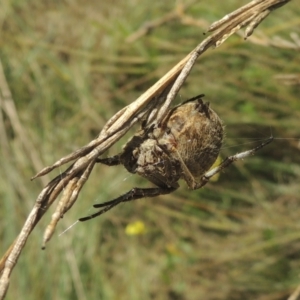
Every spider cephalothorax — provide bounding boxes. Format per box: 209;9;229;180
79;94;271;221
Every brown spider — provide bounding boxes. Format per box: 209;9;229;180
79;94;272;221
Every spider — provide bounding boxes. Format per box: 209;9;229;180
79;94;273;221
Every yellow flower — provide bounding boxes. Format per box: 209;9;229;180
125;220;146;235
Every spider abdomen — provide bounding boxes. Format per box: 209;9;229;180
159;100;224;180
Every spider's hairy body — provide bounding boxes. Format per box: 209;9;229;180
80;94;272;221
120;96;224;189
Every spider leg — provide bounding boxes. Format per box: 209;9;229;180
192;136;274;190
96;155;121;166
79;186;177;222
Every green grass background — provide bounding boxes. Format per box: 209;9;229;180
1;0;300;299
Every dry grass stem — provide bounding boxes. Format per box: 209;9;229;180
0;60;48;186
288;284;300;300
275;74;300;85
125;0;198;43
0;0;293;299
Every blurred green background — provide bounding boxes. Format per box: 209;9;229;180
1;0;300;299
